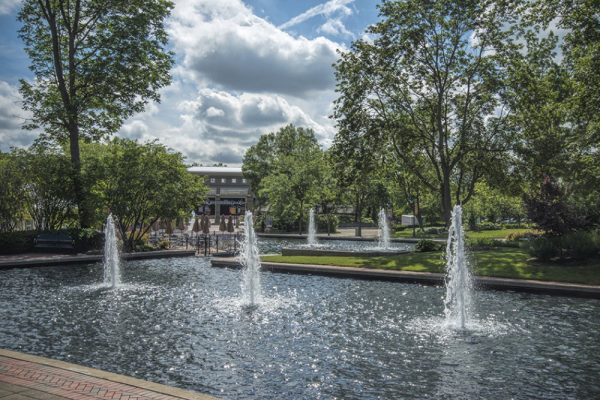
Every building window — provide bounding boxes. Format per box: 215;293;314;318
231;178;237;183
221;178;226;183
210;178;215;183
242;178;247;184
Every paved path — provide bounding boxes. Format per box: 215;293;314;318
0;349;216;400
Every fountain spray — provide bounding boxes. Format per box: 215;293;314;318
240;211;262;305
443;205;472;330
103;214;121;288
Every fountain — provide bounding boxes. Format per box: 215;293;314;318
187;211;196;236
239;211;262;306
377;208;391;249
103;213;121;288
307;208;317;246
443;204;472;330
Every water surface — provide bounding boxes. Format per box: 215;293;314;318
1;257;599;399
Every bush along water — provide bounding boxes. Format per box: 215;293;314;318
416;239;442;252
526;230;600;261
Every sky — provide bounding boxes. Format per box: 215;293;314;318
0;0;381;165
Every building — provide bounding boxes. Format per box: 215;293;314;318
187;166;253;223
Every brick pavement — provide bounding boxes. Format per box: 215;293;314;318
0;350;216;400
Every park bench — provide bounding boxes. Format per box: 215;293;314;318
33;232;76;252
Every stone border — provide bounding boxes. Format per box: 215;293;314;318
0;250;196;270
256;233;441;243
281;248;410;257
0;348;217;399
211;258;600;299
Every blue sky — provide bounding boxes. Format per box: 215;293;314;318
0;0;380;164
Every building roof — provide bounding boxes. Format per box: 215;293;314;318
187;166;243;176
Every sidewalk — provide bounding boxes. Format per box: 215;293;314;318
0;349;216;400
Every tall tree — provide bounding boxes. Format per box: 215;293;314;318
333;0;518;225
18;0;174;227
243;125;325;233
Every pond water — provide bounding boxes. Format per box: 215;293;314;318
1;257;599;399
257;237;415;254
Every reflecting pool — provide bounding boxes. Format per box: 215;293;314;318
257;237;415;254
1;257;599;399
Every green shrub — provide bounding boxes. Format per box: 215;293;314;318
502;222;530;229
525;231;600;261
560;231;600;260
474;221;502;231
425;227;445;235
527;237;560;260
416;239;441;252
65;228;103;252
318;214;339;233
0;230;37;254
507;231;540;241
157;240;170;250
468;238;520;249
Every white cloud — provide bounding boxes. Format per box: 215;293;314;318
0;0;21;15
169;0;344;95
0;80;37;150
319;18;354;37
278;0;354;30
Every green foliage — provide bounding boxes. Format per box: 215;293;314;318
244;125;328;233
18;0;174;227
415;239;441;252
0;152;27;232
333;0;518;225
474;222;503;231
0;231;37;254
526;231;600;260
82;139;207;251
12;146;77;231
18;0;174;142
467;238;520;250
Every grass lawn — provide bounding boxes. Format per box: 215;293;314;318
394;228;536;240
261;248;600;285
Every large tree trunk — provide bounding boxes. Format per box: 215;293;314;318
68;123;92;228
441;172;453;228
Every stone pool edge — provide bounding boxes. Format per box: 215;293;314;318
0;348;217;400
0;250;196;270
211;257;600;299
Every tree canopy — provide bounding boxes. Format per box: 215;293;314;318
18;0;174;227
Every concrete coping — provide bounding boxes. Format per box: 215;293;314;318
0;250;196;270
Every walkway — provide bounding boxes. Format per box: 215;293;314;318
0;349;216;400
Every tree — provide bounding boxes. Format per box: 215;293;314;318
243;125;325;233
333;0;518;226
18;0;174;227
0;152;27;232
83;139;207;251
525;175;584;236
12;146;77;231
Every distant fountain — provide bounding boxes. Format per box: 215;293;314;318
186;211;196;237
103;214;121;288
378;208;391;249
307;208;317;246
443;205;472;330
239;211;261;306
